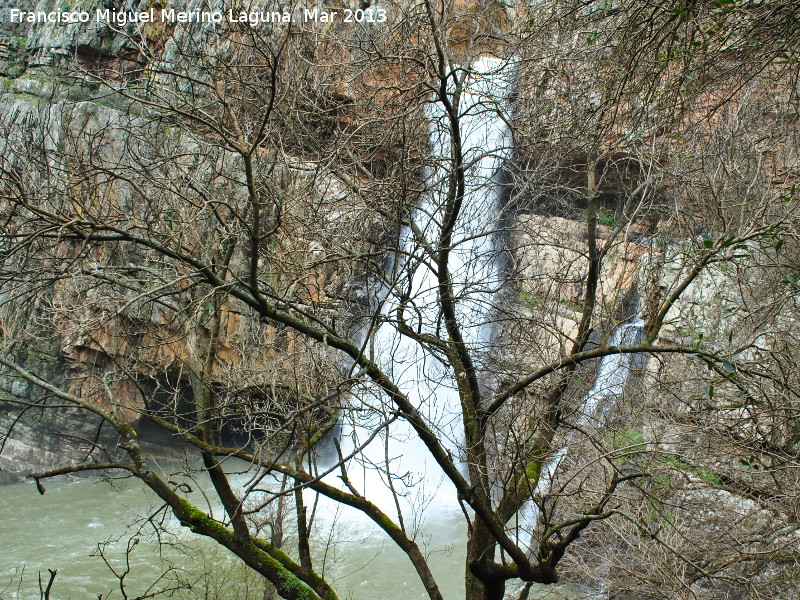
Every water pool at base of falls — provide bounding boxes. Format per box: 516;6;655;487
0;473;465;600
0;473;596;599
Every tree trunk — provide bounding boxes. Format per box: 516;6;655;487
465;517;505;600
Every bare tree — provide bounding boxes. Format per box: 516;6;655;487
2;1;800;600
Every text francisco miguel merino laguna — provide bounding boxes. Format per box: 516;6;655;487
8;6;388;25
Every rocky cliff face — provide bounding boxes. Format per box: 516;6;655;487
0;0;408;480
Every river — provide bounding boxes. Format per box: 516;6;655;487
0;471;591;599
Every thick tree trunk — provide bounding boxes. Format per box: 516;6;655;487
465;517;505;600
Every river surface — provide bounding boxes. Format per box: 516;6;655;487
0;473;588;599
0;472;464;600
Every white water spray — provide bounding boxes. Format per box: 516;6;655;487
515;305;645;555
330;56;515;523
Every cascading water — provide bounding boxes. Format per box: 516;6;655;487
328;56;515;522
578;305;645;425
515;301;645;556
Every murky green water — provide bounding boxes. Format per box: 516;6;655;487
0;474;469;599
0;474;585;600
1;476;181;599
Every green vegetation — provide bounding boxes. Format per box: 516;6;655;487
519;291;583;314
579;207;617;228
661;456;723;485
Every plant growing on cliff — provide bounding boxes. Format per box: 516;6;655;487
2;1;800;600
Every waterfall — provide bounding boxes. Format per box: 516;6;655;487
329;56;515;521
515;302;645;554
578;307;645;425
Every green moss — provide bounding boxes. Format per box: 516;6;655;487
652;473;671;488
579;207;617;227
13;70;51;83
253;538;339;600
19;345;60;364
302;410;339;451
7;65;25;79
117;422;138;439
645;499;675;530
90;93;131;111
525;459;542;484
375;512;402;533
177;498;232;537
174;497;322;600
